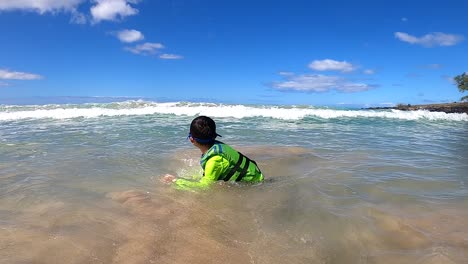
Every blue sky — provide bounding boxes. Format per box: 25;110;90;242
0;0;467;106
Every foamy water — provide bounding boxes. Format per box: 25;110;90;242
1;100;467;121
1;100;467;263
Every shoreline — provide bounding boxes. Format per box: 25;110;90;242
366;102;468;114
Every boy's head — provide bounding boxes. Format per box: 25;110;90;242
189;116;220;145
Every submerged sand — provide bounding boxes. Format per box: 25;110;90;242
1;146;467;263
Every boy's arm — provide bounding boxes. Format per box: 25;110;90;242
174;155;229;190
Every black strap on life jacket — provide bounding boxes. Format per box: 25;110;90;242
223;152;257;182
223;152;245;181
236;157;250;182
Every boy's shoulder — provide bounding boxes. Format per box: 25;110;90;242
203;141;236;159
213;141;239;153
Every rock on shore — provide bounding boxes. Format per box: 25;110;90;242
366;102;468;114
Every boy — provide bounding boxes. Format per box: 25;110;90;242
163;116;264;189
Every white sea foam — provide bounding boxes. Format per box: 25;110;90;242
0;101;467;122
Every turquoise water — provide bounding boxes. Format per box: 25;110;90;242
1;100;467;263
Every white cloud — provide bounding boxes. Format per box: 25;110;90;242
125;42;164;55
363;69;375;75
159;54;183;60
272;73;375;93
395;32;464;47
91;0;140;22
425;64;443;69
441;75;455;84
116;29;144;43
0;0;143;24
278;71;294;76
70;10;87;24
0;69;43;80
308;59;356;73
0;0;84;13
124;42;182;59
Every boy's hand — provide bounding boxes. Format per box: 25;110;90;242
161;174;177;184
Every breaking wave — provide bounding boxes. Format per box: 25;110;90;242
0;101;467;122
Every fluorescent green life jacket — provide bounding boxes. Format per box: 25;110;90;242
200;142;264;182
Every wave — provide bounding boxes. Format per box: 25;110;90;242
0;101;467;122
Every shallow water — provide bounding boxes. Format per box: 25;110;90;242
1;101;467;263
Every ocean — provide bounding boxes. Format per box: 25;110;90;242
1;100;467;264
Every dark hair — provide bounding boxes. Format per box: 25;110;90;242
190;116;218;145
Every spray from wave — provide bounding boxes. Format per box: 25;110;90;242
0;100;467;122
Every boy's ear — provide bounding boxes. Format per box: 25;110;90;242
189;137;195;144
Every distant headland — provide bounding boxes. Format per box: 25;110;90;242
366;102;468;114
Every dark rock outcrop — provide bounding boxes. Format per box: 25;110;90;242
366;102;468;114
